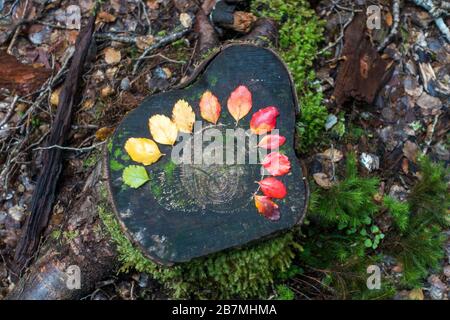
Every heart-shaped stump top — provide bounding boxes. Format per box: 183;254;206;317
106;44;308;265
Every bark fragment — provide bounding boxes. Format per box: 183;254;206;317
332;14;395;106
0;52;51;95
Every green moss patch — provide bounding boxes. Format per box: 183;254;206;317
251;0;328;153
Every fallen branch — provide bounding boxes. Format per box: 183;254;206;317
13;15;97;275
132;27;191;75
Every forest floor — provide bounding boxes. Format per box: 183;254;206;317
0;0;449;299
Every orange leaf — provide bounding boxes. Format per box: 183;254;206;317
258;134;286;149
227;85;252;123
250;106;279;134
257;177;287;199
254;195;280;221
261;152;291;176
199;90;221;124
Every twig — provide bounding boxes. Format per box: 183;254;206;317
0;95;19;128
132;27;190;75
377;0;401;52
0;0;19;20
6;0;29;54
331;0;363;13
411;0;450;43
319;8;355;55
134;53;186;64
35;20;78;30
33;140;106;152
95;32;138;44
423;113;440;154
139;0;152;33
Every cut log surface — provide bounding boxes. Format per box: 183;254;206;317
106;44;308;265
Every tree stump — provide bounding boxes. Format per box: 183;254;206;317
106;44;308;265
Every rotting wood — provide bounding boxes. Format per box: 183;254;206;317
332;14;395;107
13;15;97;277
240;18;278;47
211;0;257;33
0;52;51;96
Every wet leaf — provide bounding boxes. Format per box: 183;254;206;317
254;195;280;221
408;288;424;300
122;165;150;188
95;127;114;141
385;11;393;27
124;138;163;165
199;90;221;124
172;99;195;133
227;85;252;123
257;177;287;199
258;134;286;150
321;148;343;162
97;11;116;23
179;12;192;28
250;106;280;135
136;35;155;50
50;86;62;106
313;172;332;189
261;152;291;176
104;47;121;65
149;114;178;145
402;140;419;163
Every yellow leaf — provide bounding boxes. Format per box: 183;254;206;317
50;86;62;107
408;288;424;300
124;138;163;165
149;114;178;145
172;99;195;133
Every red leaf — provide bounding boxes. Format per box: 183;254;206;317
257;177;287;199
254;195;280;221
250;106;279;135
227;85;252;123
258;134;286;150
261;152;291;176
